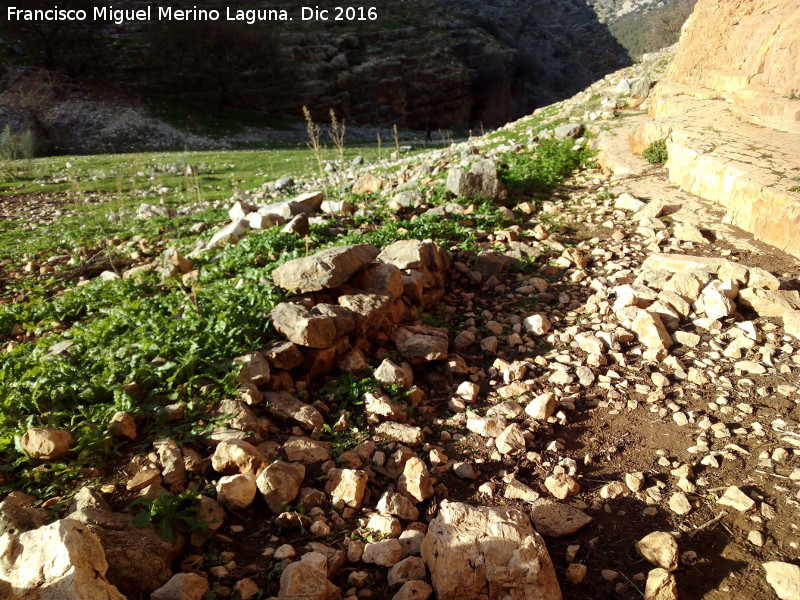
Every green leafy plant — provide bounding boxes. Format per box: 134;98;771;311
131;489;211;543
499;139;593;198
643;139;668;164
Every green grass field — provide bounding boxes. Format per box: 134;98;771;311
0;108;591;499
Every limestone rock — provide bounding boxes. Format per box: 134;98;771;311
363;539;405;567
764;561;800;600
269;303;338;349
636;532;679;571
378;239;448;272
151;573;209;600
234;351;271;385
263;391;325;432
20;427;73;460
291;191;325;211
377;492;420;521
420;501;561;600
668;492;692;515
278;560;340;600
352;173;384;194
395;325;449;364
206;218;248;248
352;262;404;300
565;563;587;584
716;486;755;512
530;500;592;537
256;461;305;513
399;457;434;503
392;580;434;600
523;314;551;335
338;292;391;337
644;568;678;600
504;478;541;503
738;288;800;318
0;518;126;600
374;422;425;447
70;508;179;596
364;391;408;423
67;487;110;515
526;392;556;420
554;123;585;140
673;222;707;244
364;513;402;538
0;499;48;536
784;311;800;340
615;193;645;212
216;474;257;511
108;411;137;440
264;340;305;370
326;468;368;509
446;160;507;201
632;310;672;351
375;358;414;388
495;423;527;454
154;438;186;488
544;474;580;500
282;436;332;464
388;556;426;586
211;439;266;476
466;417;507;438
271;244;380;293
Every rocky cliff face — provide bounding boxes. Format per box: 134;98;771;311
217;0;630;128
635;0;800;257
666;0;800;134
100;0;629;130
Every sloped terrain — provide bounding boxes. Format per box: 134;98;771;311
1;44;800;600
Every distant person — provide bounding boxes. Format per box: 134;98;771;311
425;126;432;142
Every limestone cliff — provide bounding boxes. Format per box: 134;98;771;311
666;0;800;134
635;0;800;258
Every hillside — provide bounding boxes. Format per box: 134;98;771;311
587;0;697;57
0;0;630;153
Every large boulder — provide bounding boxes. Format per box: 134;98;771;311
69;508;181;596
271;244;380;293
0;518;126;599
421;501;561;600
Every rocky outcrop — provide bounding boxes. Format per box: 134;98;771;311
666;0;800;135
1;0;629;151
631;0;800;258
